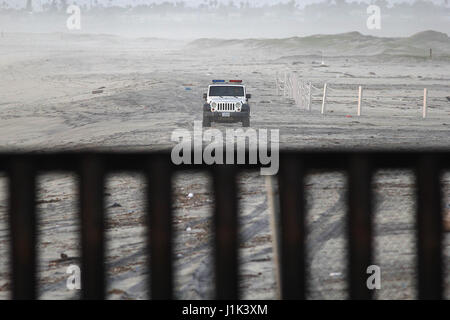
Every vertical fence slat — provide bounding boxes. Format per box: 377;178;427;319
321;83;327;114
416;155;442;299
79;155;105;299
265;176;281;299
275;75;279;96
348;155;373;300
213;166;239;299
277;155;305;299
9;158;37;299
422;88;428;119
147;156;173;299
357;86;363;116
308;82;312;111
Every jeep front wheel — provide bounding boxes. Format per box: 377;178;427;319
242;117;250;127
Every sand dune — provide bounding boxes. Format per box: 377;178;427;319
188;30;450;58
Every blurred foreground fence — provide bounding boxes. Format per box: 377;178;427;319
1;151;449;299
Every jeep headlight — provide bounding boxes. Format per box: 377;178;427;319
235;102;242;111
211;102;217;111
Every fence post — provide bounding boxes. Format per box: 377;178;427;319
287;73;290;98
299;79;303;109
357;86;363;116
283;72;287;97
290;75;293;99
288;73;291;98
265;176;281;299
293;76;297;106
287;74;290;98
308;82;312;111
299;81;304;109
298;79;302;108
321;83;327;114
423;88;427;119
276;75;279;96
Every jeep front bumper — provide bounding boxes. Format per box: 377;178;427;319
203;110;249;122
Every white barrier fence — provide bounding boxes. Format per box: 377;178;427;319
276;72;431;119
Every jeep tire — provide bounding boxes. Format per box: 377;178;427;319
242;117;250;127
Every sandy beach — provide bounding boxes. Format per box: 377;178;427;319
0;31;449;299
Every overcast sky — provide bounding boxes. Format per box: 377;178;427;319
3;0;449;9
2;0;448;37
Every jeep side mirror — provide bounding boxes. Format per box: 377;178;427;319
246;94;251;99
203;93;207;100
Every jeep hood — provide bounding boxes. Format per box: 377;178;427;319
208;97;246;104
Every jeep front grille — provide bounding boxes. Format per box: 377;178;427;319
217;102;236;112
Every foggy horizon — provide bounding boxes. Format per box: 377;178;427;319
2;0;450;9
1;0;449;39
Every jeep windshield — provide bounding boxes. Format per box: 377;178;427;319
209;86;244;97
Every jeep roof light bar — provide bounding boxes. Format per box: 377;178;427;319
211;80;243;83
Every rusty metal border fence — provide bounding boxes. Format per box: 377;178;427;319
1;151;449;300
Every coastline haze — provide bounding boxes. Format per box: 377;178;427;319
0;0;449;38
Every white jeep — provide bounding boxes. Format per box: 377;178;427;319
202;80;251;127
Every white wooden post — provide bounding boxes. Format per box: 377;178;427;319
299;81;303;109
298;79;302;108
287;74;290;98
292;76;295;100
289;74;292;98
357;86;363;116
292;76;295;102
294;76;297;105
423;88;428;118
321;83;327;114
276;74;279;96
306;82;309;110
302;82;306;109
288;74;292;98
308;82;312;111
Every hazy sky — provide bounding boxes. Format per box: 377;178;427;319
2;0;449;38
4;0;449;9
